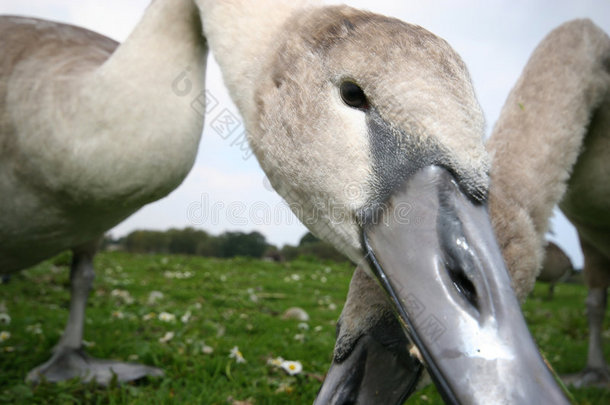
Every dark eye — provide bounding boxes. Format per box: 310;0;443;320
340;81;368;109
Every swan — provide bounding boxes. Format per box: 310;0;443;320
537;241;574;299
490;17;610;389
199;0;567;402
316;18;609;403
1;0;207;383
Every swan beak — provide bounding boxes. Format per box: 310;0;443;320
318;165;569;404
314;313;424;405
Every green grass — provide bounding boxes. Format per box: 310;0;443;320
0;252;609;404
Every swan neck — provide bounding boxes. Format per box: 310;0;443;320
196;0;317;123
98;0;206;89
66;0;207;208
488;19;610;237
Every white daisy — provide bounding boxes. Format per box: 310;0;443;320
143;312;156;321
82;340;95;348
280;360;303;376
229;346;246;363
158;312;176;322
0;313;10;325
147;291;164;305
0;331;10;343
159;331;174;343
181;310;192;323
26;323;43;335
267;356;284;367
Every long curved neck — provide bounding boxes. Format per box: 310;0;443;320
99;0;205;94
195;0;316;125
69;0;207;207
487;19;610;298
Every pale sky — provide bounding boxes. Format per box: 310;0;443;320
2;0;609;268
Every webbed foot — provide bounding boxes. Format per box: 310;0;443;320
563;367;610;388
26;347;164;385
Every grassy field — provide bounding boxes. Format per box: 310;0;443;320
1;252;609;404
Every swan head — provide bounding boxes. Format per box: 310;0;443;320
221;5;567;403
253;6;489;262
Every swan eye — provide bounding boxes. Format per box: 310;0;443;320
340;81;368;109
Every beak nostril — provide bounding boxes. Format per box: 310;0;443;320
447;264;479;311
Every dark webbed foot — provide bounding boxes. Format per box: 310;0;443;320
563;367;610;388
26;347;164;385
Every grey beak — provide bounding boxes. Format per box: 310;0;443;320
314;308;423;405
316;166;569;404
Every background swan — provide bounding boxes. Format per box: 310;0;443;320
488;18;610;388
537;242;574;299
1;0;207;383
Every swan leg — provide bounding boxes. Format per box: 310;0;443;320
585;288;608;371
564;238;610;388
26;241;164;385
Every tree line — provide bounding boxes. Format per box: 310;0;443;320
104;228;348;262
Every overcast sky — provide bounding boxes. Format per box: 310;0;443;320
2;1;609;268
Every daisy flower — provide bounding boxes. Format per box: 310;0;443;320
280;360;303;376
0;313;10;325
267;356;284;367
0;331;10;343
26;324;42;335
143;312;156;321
159;331;174;343
147;291;164;305
158;312;176;322
82;340;95;348
110;289;134;304
181;310;192;323
276;382;294;394
229;346;246;363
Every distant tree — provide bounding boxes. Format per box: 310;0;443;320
300;241;347;262
299;232;320;246
218;231;268;258
100;234;124;251
125;230;169;253
281;244;300;261
288;232;349;263
167;227;210;255
263;245;284;262
119;228;349;261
